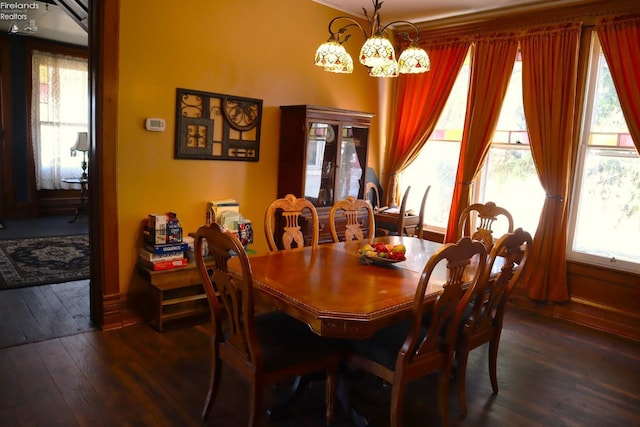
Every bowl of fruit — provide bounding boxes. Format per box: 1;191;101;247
359;242;407;266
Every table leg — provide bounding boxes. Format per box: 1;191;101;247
267;372;369;427
69;207;82;223
68;182;87;223
337;368;370;427
266;375;309;420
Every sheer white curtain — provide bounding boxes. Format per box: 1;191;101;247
31;50;88;190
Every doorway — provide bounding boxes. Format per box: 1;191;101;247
0;1;96;343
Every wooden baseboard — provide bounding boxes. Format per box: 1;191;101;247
509;286;640;343
100;292;144;331
100;293;123;330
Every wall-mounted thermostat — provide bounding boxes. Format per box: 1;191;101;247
145;118;166;132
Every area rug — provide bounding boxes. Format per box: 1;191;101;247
0;234;90;290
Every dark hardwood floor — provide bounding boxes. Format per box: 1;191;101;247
0;279;94;349
0;216;94;349
0;306;638;426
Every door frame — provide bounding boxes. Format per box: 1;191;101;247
89;0;122;330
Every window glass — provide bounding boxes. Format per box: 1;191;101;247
568;39;640;271
571;147;639;265
478;146;544;237
401;141;460;228
476;53;544;237
32;51;88;190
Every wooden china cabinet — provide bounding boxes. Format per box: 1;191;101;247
278;105;374;245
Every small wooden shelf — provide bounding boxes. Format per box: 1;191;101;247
161;305;209;323
137;260;213;331
162;293;208;306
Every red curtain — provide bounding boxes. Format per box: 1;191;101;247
597;15;640;152
383;41;470;205
519;23;582;302
444;36;519;243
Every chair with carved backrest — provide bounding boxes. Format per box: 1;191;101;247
454;227;532;416
194;222;341;426
329;196;375;243
264;194;319;251
457;201;514;250
347;236;488;427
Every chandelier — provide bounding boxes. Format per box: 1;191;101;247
314;0;430;78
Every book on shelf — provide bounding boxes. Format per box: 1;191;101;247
138;257;188;271
144;242;189;255
138;248;185;263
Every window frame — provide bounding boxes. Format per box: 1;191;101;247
566;35;640;273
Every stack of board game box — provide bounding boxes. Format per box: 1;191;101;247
139;213;188;270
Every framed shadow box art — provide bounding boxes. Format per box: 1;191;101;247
175;88;262;161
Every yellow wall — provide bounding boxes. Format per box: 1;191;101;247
118;0;379;294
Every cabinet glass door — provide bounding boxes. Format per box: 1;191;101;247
336;125;367;200
305;122;338;207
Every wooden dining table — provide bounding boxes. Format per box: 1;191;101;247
228;235;449;339
228;235;490;426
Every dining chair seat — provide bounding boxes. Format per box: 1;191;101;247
349;319;433;371
255;310;343;373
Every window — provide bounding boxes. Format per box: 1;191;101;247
401;37;638;273
403;50;546;237
568;37;640;272
475;52;545;237
31;50;88;190
400;53;469;230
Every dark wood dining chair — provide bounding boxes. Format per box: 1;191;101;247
194;222;341;426
454;227;532;416
365;181;381;211
376;185;412;236
395;185;411;235
346;236;488;427
458;201;514;250
414;185;431;239
329;196;375;243
264;194;319;251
